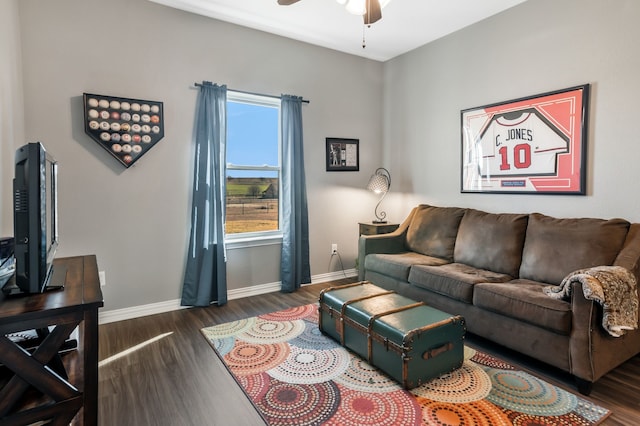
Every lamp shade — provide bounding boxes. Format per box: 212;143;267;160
367;169;391;194
367;168;391;223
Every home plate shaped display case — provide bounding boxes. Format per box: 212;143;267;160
83;93;165;168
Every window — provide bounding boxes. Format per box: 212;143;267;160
225;91;281;238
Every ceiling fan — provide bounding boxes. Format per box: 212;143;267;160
277;0;384;25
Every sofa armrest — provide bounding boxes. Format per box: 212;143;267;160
569;279;640;384
358;231;407;280
359;230;407;255
565;223;640;383
356;209;418;281
568;280;598;382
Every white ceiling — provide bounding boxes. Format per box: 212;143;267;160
150;0;527;62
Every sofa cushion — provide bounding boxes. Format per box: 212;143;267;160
454;209;528;277
405;205;467;261
519;213;630;285
365;252;449;282
408;263;512;303
473;280;572;335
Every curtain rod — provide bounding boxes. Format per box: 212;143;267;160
193;82;310;104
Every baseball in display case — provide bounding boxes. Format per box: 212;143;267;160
83;93;165;168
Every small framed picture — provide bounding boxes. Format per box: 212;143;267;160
326;138;359;171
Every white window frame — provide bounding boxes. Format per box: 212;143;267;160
225;91;283;248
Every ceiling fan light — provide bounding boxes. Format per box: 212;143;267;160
345;0;366;16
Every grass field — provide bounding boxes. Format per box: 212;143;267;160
226;183;270;197
226;199;278;234
225;220;278;234
225;178;279;233
226;177;276;196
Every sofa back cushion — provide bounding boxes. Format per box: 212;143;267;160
454;209;529;277
519;213;630;284
405;205;466;261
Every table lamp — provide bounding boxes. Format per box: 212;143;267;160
366;167;391;223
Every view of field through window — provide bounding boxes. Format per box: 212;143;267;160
226;175;279;234
225;94;280;235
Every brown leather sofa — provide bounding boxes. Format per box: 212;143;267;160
358;204;640;394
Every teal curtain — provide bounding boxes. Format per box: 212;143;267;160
182;82;228;306
280;95;311;292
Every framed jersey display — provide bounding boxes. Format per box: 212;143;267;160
461;84;589;194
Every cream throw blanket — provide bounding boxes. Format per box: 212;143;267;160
544;265;639;337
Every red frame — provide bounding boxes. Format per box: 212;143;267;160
461;84;589;194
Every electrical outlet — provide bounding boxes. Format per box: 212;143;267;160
331;244;338;255
99;270;106;287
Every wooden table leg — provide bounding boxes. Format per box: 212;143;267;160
83;308;99;426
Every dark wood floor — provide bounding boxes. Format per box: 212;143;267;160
97;279;640;425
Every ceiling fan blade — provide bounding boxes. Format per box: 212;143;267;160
364;0;382;25
277;0;300;5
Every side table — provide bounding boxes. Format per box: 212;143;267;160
359;222;399;236
0;255;103;425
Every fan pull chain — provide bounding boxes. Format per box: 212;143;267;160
362;0;375;49
362;24;366;49
362;23;373;49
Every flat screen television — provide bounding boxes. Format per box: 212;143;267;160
7;142;63;295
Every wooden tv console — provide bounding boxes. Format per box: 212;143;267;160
0;255;103;425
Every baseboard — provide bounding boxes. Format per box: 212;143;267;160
309;268;357;284
98;268;357;324
99;299;186;325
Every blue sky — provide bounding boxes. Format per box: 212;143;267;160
227;101;278;172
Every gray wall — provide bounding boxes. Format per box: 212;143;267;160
7;0;640;313
12;0;383;311
384;0;640;222
0;0;24;235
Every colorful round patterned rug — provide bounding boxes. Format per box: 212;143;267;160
201;304;610;425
